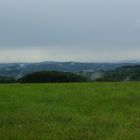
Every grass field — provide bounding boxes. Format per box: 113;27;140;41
0;82;140;140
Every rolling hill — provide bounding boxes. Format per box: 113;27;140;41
97;65;140;81
0;61;136;78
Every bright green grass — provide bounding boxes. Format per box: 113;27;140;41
0;82;140;140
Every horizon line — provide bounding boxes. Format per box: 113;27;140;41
0;59;139;64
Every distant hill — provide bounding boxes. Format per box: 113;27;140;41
0;61;137;78
96;65;140;81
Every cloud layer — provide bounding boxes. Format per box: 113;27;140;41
0;0;140;62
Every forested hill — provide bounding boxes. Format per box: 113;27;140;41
96;65;140;81
18;71;87;83
0;61;136;78
1;65;140;82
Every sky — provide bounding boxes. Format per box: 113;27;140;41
0;0;140;62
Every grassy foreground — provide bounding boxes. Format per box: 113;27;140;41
0;83;140;140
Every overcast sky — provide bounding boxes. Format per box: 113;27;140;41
0;0;140;62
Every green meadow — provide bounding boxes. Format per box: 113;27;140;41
0;82;140;140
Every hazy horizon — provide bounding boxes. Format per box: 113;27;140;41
0;0;140;62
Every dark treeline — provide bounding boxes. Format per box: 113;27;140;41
17;71;87;83
0;71;87;83
0;77;16;83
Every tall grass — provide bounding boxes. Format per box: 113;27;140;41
0;82;140;140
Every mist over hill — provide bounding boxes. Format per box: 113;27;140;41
0;61;138;78
96;65;140;81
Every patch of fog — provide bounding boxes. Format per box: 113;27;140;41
5;68;11;71
90;72;104;81
16;73;24;79
19;64;26;68
83;69;95;72
58;63;63;67
124;76;131;81
70;62;75;66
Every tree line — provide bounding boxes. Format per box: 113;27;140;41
0;71;87;83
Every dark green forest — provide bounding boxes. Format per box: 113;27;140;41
18;71;87;83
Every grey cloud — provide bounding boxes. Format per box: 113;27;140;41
0;0;140;61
